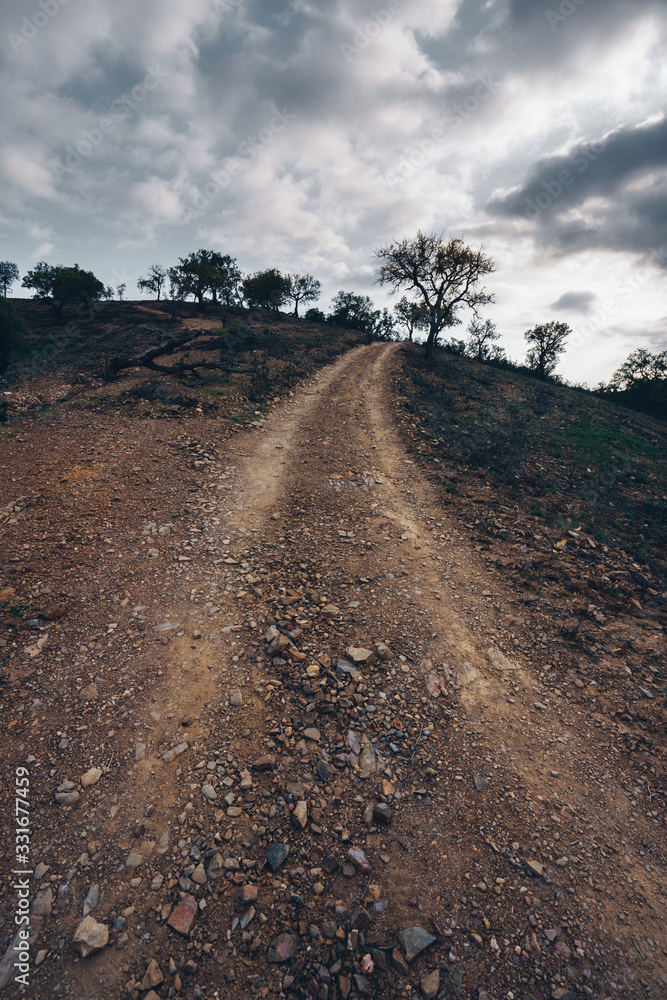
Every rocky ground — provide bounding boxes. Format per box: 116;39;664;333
0;342;665;1000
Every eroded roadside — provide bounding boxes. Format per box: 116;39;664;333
2;343;665;1000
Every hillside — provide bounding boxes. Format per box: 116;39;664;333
394;345;667;732
4;299;366;424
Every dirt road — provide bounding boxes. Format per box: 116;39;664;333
4;342;666;1000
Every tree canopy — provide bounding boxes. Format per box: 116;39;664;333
242;269;291;311
608;347;667;389
0;261;19;297
375;232;495;358
600;347;667;421
21;262;105;319
328;291;378;333
168;250;241;306
524;320;571;379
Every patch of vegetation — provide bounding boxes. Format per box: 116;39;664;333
396;345;667;584
2;299;368;426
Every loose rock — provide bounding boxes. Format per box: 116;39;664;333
421;969;440;998
266;843;289;872
80;767;102;789
141;959;164;990
398;926;436;963
72;917;109;958
267;932;297;963
167;895;198;936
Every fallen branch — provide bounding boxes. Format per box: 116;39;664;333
102;327;249;380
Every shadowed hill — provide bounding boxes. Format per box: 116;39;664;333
395;343;667;617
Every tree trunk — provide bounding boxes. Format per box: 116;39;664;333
424;321;438;360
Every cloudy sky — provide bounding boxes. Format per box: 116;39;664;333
1;0;666;382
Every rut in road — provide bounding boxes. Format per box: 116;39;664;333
72;342;665;1000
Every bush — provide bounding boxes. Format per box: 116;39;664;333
221;319;253;354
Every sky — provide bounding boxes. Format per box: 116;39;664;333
1;0;666;383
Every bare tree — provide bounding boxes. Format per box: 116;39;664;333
138;264;168;301
375;231;495;359
287;274;321;317
524;321;571;379
466;317;500;360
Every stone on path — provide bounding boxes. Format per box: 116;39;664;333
141;959;164;990
315;761;333;782
72;917;109;958
347;847;371;873
55;788;80;806
82;884;99;916
253;755;275;771
167;895;198;936
81;767;102;789
32;888;53;917
346;646;374;664
293;800;308;829
373;802;392;824
398;926;436;963
421;969;440;998
266;843;289;872
267;933;297;963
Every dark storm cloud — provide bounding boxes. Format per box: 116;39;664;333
507;0;665;45
550;290;597;313
486;117;667;263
